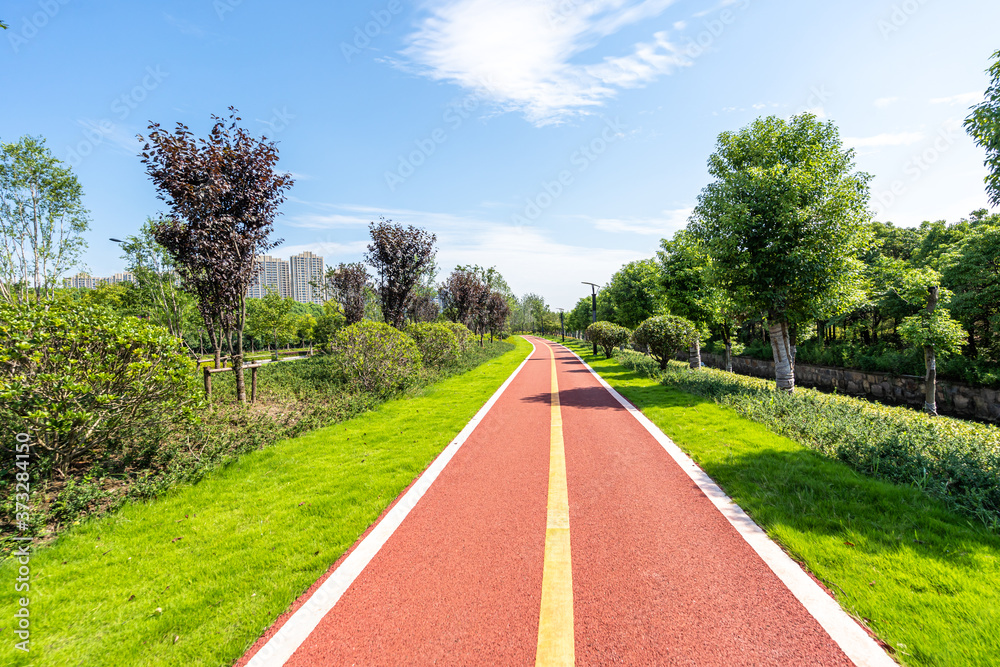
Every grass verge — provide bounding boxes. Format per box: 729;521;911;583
0;337;531;667
549;337;1000;667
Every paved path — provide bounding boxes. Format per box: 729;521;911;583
240;339;895;666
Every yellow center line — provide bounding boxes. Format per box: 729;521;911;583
536;344;575;666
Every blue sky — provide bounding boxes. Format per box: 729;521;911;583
2;0;998;309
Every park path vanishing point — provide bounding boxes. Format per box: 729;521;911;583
239;338;897;666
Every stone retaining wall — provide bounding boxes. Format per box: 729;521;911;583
685;352;1000;423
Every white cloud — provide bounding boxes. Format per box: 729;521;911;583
589;207;692;235
874;96;899;108
930;92;981;106
399;0;686;125
843;131;925;148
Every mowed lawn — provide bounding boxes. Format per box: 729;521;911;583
0;337;532;667
557;338;1000;667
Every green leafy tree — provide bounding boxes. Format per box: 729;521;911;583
585;321;631;358
691;114;873;391
601;259;662;329
895;269;968;416
313;300;346;349
632;315;698;370
965;49;1000;206
565;297;593;336
0;301;201;477
246;289;295;355
0;135;90;303
119;218;195;341
941;213;1000;360
658;230;720;369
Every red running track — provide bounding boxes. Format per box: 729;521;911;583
240;339;868;666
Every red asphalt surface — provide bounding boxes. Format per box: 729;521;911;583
242;339;857;666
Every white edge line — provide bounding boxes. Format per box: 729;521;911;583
247;339;538;667
557;344;898;667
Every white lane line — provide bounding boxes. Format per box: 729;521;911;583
246;340;538;667
556;344;898;667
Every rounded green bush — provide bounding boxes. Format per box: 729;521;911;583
442;321;473;351
632;315;697;369
585;321;632;358
0;300;201;476
405;322;460;368
332;320;423;396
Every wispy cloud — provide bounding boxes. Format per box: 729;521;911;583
397;0;686;126
843;131;925;148
874;96;899;109
589;207;692;235
929;92;981;106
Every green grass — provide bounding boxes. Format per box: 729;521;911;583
0;337;531;667
550;337;1000;667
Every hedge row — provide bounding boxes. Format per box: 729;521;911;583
615;348;1000;530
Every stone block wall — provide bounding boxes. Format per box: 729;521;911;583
686;352;1000;423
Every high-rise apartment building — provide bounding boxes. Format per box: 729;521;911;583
248;255;291;299
63;272;134;289
289;251;325;305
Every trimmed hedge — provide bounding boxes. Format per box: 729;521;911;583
615;348;1000;530
585;321;631;358
332;321;422;397
405;322;460;368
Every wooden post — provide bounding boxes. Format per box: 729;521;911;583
203;366;212;398
251;365;258;404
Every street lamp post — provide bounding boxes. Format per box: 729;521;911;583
582;281;599;356
557;308;565;343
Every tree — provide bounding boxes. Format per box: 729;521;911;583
896;269;968;416
119;218;195;341
601;259;662;329
484;291;511;343
440;268;488;326
658;230;719;369
585;321;631;359
941;215;1000;360
365;218;437;329
0;135;90;303
565;297;593;336
965;50;1000;206
139;108;293;402
322;262;371;325
632;315;698;370
246;289;295;354
313;300;346;349
691;114;873;391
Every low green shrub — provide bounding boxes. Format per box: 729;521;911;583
585;321;631;358
406;322;460;368
0;300;202;478
632;315;697;369
442;321;474;351
616;348;1000;529
331;320;423;397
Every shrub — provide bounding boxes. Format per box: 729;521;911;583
631;315;697;369
615;348;1000;529
585;321;632;358
0;301;202;477
331;320;422;396
442;321;474;352
405;322;460;368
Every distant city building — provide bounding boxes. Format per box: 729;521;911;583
289;251;325;305
248;255;292;299
63;272;134;289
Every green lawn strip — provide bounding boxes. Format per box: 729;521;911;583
550;337;1000;667
0;337;532;667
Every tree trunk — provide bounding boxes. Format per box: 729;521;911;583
923;345;937;416
768;318;795;392
688;338;702;369
725;340;733;373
